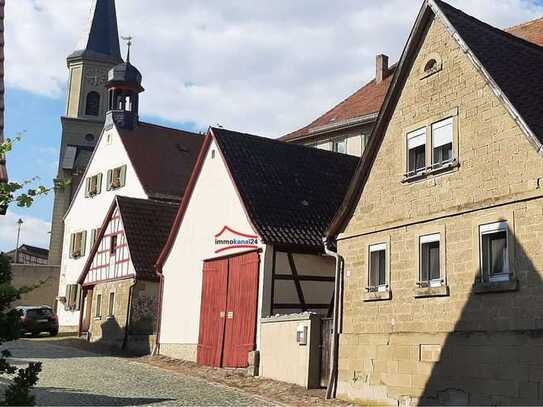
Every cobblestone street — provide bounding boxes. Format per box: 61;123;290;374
2;339;274;406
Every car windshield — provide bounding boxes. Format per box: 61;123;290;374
26;309;53;319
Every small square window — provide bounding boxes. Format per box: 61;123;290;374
368;243;387;291
333;139;347;154
407;128;426;175
432;118;454;168
420;234;442;287
480;222;509;282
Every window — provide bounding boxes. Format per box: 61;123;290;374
85;91;101;116
432;118;453;168
69;231;87;258
90;228;101;248
85;173;102;198
332;138;347;154
407;128;426;175
368;243;387;292
424;59;437;73
107;165;127;190
419;234;442;287
64;284;82;311
480;222;509;282
108;292;115;316
110;235;118;256
95;294;102;318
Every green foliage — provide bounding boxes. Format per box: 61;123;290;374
0;135;53;210
0;255;42;405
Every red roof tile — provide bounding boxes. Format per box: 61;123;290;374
282;15;543;143
118;122;204;201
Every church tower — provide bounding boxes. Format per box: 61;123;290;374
48;0;123;265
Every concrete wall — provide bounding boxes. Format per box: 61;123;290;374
10;264;60;308
260;313;322;389
337;14;543;406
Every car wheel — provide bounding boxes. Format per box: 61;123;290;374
49;330;58;337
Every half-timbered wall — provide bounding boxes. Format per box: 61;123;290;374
84;206;134;285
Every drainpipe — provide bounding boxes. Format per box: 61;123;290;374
122;279;137;350
323;237;344;400
152;270;165;356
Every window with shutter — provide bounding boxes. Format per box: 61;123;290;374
368;243;388;292
109;165;126;190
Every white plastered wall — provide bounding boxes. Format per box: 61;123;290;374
58;126;147;327
160;139;263;348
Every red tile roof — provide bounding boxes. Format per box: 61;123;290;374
118;122;204;201
282;15;543;143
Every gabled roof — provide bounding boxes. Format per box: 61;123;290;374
68;0;123;64
281;12;543;145
118;122;204;201
79;196;178;283
5;245;49;258
327;0;543;238
158;127;358;262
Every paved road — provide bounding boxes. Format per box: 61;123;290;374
2;339;273;406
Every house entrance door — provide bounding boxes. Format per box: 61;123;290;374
197;251;260;368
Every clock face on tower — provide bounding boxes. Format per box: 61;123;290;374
85;68;107;87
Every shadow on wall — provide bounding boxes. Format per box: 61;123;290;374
92;315;152;356
420;223;543;406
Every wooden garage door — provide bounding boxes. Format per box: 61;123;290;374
197;259;228;367
197;251;259;368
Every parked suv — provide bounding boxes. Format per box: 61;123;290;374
17;306;59;337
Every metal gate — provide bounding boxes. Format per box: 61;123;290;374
320;318;333;388
197;251;260;368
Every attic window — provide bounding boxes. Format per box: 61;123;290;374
420;53;442;78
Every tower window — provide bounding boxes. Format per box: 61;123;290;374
85;91;101;116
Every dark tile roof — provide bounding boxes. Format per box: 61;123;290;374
436;0;543;142
212;127;358;251
116;196;179;280
118;122;204;201
68;0;123;64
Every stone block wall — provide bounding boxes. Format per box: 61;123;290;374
11;264;60;308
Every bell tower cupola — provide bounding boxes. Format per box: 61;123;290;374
106;39;144;130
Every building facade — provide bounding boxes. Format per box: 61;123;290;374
48;0;123;266
327;1;543;405
5;245;49;265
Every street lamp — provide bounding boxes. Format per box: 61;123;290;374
15;218;23;264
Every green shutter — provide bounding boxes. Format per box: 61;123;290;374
120;165;127;187
84;178;90;198
80;231;87;257
106;169;112;191
75;285;82;311
69;234;75;258
96;173;103;194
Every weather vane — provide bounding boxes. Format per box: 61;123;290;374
121;35;133;62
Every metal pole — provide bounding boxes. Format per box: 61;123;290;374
15;218;23;263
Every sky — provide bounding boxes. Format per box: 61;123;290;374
1;0;543;252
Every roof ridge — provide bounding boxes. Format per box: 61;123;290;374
506;16;543;32
435;0;543;54
116;195;179;208
213;127;359;162
137;121;202;137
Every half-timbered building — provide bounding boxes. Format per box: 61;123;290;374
155;127;357;377
77;196;177;352
56;50;203;332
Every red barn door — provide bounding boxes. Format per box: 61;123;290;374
197;251;259;368
197;259;228;367
222;252;260;368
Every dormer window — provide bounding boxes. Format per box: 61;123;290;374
407;128;426;176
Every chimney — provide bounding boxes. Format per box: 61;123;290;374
376;54;389;84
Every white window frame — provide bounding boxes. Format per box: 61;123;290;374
419;233;443;288
368;243;388;292
431;117;454;168
479;221;509;283
406;127;427;176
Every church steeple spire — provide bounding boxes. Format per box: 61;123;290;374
68;0;123;64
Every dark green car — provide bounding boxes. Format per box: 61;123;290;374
17;306;59;337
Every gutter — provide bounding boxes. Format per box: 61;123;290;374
122;278;137;350
152;268;165;356
323;237;344;400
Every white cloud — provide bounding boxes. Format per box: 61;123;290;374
0;211;51;253
5;0;543;137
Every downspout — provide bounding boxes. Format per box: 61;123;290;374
323;237;344;400
122;278;137;350
152;269;165;356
